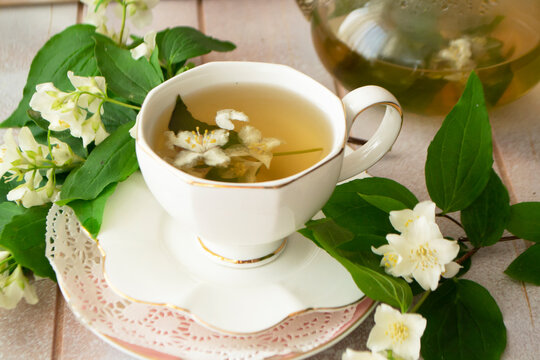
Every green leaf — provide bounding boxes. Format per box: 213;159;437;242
58;121;138;204
0;202;26;229
0;203;56;280
149;45;164;82
354;177;418;210
322;180;395;236
425;72;493;213
1;24;99;128
157;27;235;68
69;182;117;238
506;202;540;242
304;219;412;312
504;244;540;285
27;110;88;159
418;279;506;360
0;180;18;204
168;95;216;133
461;170;510;247
100;102;137;134
94;34;162;105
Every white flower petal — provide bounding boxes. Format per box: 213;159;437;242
389;208;414;233
239;125;262;144
80;112;109;147
389;200;438;236
0;266;38;309
130;42;150;60
18;127;44;155
129;113;141;139
0;131;22;177
225;144;250;157
367;304;426;360
129;8;153;28
412;265;441;291
202;147;230;167
215;109;249;130
442;261;462;279
431;238;460;264
413;201;436;223
130;31;156;60
173;150;201;168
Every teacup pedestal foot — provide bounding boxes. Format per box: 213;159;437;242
197;237;288;268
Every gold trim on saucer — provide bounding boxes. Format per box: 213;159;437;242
198;238;288;265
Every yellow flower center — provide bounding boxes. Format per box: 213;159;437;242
190;127;218;149
386;321;410;344
411;244;439;270
383;253;399;268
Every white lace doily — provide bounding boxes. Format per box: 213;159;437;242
45;204;374;360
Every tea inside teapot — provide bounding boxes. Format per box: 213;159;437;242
307;0;540;114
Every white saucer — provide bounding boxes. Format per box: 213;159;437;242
97;172;364;334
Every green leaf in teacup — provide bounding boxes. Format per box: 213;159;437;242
94;34;163;105
506;202;540;242
418;278;506;360
168;95;216;133
1;24;99;128
168;95;241;147
57;121;138;205
0;203;56;280
461;170;510;247
504;244;540;285
425;72;493;213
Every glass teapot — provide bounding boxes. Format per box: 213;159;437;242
297;0;540;115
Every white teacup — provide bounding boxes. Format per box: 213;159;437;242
135;61;402;267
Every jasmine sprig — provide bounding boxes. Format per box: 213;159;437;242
301;73;536;360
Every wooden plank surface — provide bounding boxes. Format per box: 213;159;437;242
0;4;77;360
0;0;77;7
0;0;538;359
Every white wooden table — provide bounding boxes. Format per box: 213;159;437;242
0;0;538;358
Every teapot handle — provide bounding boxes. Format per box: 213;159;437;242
338;86;403;182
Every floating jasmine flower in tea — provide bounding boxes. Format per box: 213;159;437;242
225;125;282;169
156;84;331;183
165;127;230;168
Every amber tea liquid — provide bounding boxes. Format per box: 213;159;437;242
155;83;333;182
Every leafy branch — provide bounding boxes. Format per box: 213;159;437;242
299;72;539;360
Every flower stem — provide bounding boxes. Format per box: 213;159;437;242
409;290;431;313
77;91;141;110
436;213;464;229
458;235;520;243
0;255;13;268
103;97;141;110
118;1;128;46
166;63;174;80
273;148;323;156
6;262;18;274
456;247;479;264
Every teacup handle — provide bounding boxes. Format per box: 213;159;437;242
338;85;403;182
